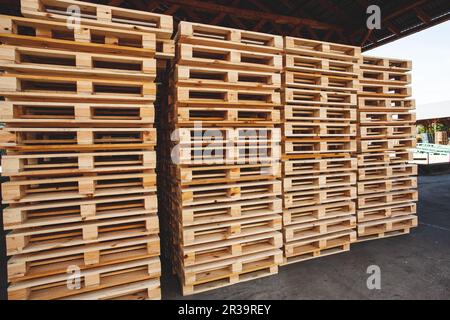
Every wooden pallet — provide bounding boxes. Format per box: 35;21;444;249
284;139;356;155
174;86;281;106
8;257;161;300
1;151;156;176
178;249;282;296
358;163;417;180
284;105;356;122
284;37;361;62
359;125;415;139
358;138;416;153
172;196;282;226
0;15;156;57
175;180;282;207
0;45;156;80
180;231;282;267
7;234;160;282
357;190;418;209
0;127;156;151
284;71;359;92
283;157;357;176
284;186;357;209
358;97;415;111
177;43;282;72
284;54;359;77
357;151;413;167
0;74;156;102
173;163;280;185
283;230;356;264
172;126;234;143
358;177;417;194
3;194;158;230
283;172;356;192
175;65;280;90
283;201;355;226
359;84;411;98
356;227;412;243
6;214;159;255
21;0;172;36
361;56;412;72
284;215;356;242
177;21;283;54
2;171;156;204
360;69;411;86
21;0;173;57
0;101;155;126
62;279;161;300
357;215;418;238
284;122;356;138
171;105;280;126
172;145;273;165
357;202;416;223
173;127;281;143
284;88;356;105
359;111;415;125
179;213;282;246
173;142;281;165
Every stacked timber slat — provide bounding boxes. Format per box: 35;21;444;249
0;0;173;299
160;21;284;295
357;56;418;241
281;37;361;264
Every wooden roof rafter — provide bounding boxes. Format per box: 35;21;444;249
157;0;342;31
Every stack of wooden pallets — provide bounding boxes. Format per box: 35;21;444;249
0;0;173;300
0;1;421;298
281;37;361;264
357;56;418;241
160;21;284;295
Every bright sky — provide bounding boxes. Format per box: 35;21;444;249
366;20;450;110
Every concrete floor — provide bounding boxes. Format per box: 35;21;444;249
1;171;449;300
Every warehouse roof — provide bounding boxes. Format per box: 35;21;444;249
1;0;449;50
